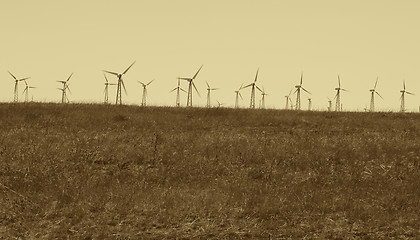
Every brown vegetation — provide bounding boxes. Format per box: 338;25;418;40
1;103;419;239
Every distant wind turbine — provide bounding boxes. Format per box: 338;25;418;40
180;65;203;107
8;71;30;102
327;97;332;112
294;73;311;110
369;77;383;112
170;77;187;107
260;87;268;109
334;75;348;112
242;69;263;109
57;73;73;104
103;74;116;104
138;79;154;106
308;98;312;111
22;80;36;102
285;89;293;110
103;61;136;105
234;84;243;109
205;81;219;108
400;80;414;112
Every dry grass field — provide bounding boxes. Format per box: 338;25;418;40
1;103;419;239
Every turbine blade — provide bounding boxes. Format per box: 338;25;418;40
179;78;192;81
19;77;31;81
242;83;253;89
406;91;415;95
301;87;311;94
169;87;177;93
192;65;203;80
300;72;303;85
255;85;263;92
180;88;187;93
403;80;406;90
239;92;243;99
123;61;136;75
338;75;341;88
239;83;244;90
254;68;259;83
66;85;72;94
192;82;200;97
8;71;17;80
104;73;108;83
206;81;210;89
147;79;154;85
375;91;384;99
122;80;128;95
211;88;219;90
138;81;145;86
374;77;378;90
103;70;119;76
66;73;73;82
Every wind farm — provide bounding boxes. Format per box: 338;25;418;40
2;1;420;239
2;67;420;112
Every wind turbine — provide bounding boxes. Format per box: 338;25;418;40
216;101;224;108
334;75;348;112
103;74;116;104
8;71;30;102
170;77;187;107
260;87;268;109
22;80;36;102
138;79;154;107
57;88;69;103
285;89;293;110
294;73;311;110
103;61;136;105
242;69;263;109
369;77;383;112
400;80;415;112
205;81;219;108
234;84;243;109
327;98;332;112
57;73;73;104
180;65;203;107
308;98;312;111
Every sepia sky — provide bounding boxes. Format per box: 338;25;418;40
1;0;420;111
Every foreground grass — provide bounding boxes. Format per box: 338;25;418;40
0;103;419;239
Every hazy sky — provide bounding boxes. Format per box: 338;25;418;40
1;0;420;111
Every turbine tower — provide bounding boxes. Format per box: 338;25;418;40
234;84;243;109
103;74;116;104
294;73;311;110
138;79;154;106
369;77;383;112
57;88;69;103
205;81;219;108
57;73;73;104
260;87;268;109
180;65;203;107
103;61;136;105
285;89;293;110
170;77;187;107
308;98;312;111
22;80;36;102
334;75;348;112
8;71;30;102
327;98;332;112
217;101;224;108
242;69;262;109
400;80;414;112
